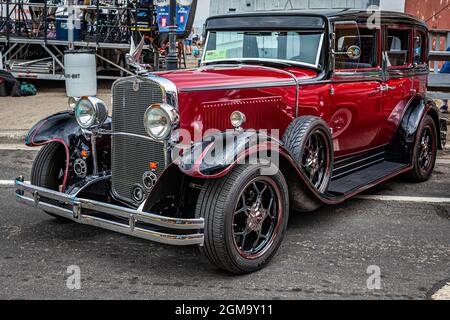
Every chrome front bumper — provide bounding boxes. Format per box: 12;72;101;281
14;177;204;246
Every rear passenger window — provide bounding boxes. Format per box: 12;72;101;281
414;30;427;65
385;28;412;68
334;23;379;70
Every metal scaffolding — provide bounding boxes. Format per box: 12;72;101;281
0;0;158;80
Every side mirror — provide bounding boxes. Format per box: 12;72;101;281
346;45;361;60
333;45;361;61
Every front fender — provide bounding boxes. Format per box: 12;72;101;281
25;111;111;147
26;111;82;146
176;130;281;179
25;111;112;191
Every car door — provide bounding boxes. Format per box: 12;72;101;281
375;25;415;146
330;21;384;158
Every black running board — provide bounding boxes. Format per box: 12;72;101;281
327;161;410;197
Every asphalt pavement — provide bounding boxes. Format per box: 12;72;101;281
0;149;449;300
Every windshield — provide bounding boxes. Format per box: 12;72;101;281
203;31;324;67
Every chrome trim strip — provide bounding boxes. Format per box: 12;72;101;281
18;182;74;204
179;78;335;92
179;80;297;92
315;33;325;68
264;68;300;117
233;64;301;116
15;180;204;246
97;129;165;143
200;31;210;63
202;58;319;69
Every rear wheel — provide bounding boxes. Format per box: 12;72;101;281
404;115;438;182
196;165;289;274
31;142;70;220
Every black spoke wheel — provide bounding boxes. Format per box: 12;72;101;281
301;130;330;192
232;177;282;259
403;115;437;182
196;165;289;274
283;116;333;195
418;127;434;172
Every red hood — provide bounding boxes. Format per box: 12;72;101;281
157;65;318;91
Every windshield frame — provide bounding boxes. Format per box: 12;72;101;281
201;30;325;69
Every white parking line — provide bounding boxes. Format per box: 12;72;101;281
0;144;40;151
432;283;450;300
1;179;449;205
0;180;16;186
0;180;30;186
356;195;450;204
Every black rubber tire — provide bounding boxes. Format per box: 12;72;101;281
31;142;70;220
282;116;333;194
403;115;438;182
196;164;289;274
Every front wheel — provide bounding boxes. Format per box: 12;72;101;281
196;165;289;274
31;142;70;220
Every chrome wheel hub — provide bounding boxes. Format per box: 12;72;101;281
306;150;320;177
301;130;329;192
247;200;268;233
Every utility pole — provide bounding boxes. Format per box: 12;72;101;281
67;0;74;50
166;0;178;70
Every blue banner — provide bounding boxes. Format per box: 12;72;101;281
156;0;193;34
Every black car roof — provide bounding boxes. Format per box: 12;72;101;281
205;9;427;30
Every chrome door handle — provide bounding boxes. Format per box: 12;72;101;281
378;85;396;92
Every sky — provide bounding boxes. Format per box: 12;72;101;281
379;0;405;12
193;0;211;27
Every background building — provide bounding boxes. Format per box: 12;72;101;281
379;0;405;12
405;0;450;30
209;0;381;16
197;0;407;26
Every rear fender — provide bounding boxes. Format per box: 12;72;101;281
387;96;443;163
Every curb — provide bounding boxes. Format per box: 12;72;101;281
0;130;27;144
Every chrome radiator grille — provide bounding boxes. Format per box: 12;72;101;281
111;77;166;205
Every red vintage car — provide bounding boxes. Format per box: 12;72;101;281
15;10;447;274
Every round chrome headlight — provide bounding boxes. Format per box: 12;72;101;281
68;97;80;110
74;97;108;129
230;110;246;128
143;104;179;141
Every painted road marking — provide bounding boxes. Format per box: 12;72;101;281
0;180;30;186
356;195;450;204
432;282;450;300
437;159;450;164
1;179;449;205
0;144;41;151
